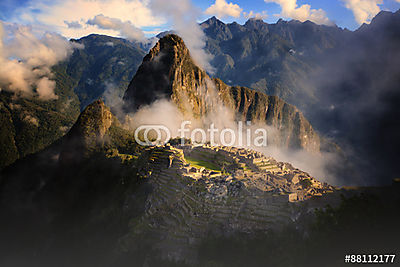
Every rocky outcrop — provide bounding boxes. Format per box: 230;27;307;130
123;34;209;115
59;100;130;163
124;34;320;152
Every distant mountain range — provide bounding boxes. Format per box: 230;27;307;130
200;16;351;109
0;35;398;266
200;10;400;183
1;9;400;267
0;10;399;183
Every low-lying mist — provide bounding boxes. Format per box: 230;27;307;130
104;79;341;186
300;19;400;186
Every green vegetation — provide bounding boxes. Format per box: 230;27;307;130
65;34;145;109
185;156;221;172
0;103;19;167
0;34;146;169
0;66;81;169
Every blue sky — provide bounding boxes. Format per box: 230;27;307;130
194;0;359;28
1;0;400;39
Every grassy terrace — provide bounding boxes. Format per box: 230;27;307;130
185;156;222;172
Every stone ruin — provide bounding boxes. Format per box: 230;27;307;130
170;144;334;202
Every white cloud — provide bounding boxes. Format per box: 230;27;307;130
36;77;57;100
64;20;82;29
87;14;145;41
342;0;383;25
265;0;332;25
205;0;243;18
12;0;165;39
0;22;81;100
243;11;268;20
150;0;215;74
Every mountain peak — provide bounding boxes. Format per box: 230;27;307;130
210;16;218;21
151;34;187;53
124;34;202;111
66;99;117;147
146;34;189;62
246;17;264;22
124;34;321;152
202;16;224;26
73;100;115;137
370;10;398;25
276;18;287;24
243;18;268;31
59;100;119;163
357;9;400;34
244;18;268;30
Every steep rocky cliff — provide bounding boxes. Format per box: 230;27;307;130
59;100;132;163
124;34;320;152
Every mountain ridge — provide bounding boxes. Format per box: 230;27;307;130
1;11;400;263
59;99;136;164
0;98;337;266
199;14;351;110
124;34;321;153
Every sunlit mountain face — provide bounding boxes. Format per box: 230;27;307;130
0;1;400;266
